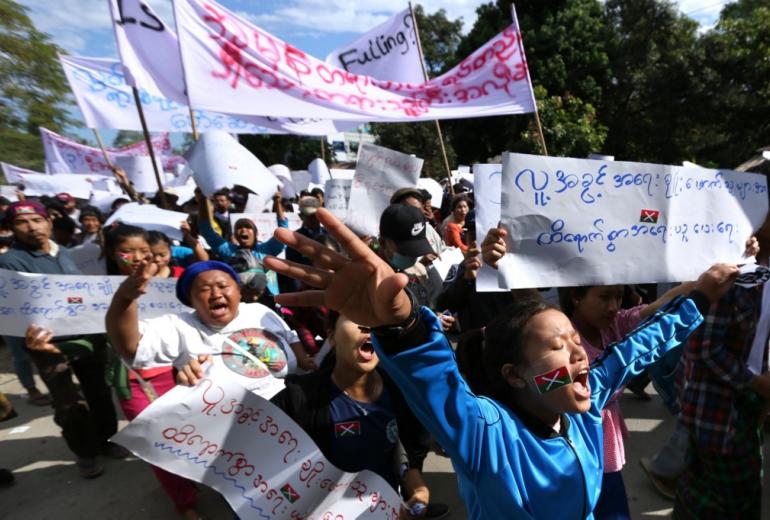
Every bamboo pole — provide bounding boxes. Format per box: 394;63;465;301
131;87;167;207
91;128;114;168
409;2;454;195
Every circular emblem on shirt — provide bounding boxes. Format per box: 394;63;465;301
386;418;399;444
221;328;287;379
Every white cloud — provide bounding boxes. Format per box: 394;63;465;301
19;0;113;53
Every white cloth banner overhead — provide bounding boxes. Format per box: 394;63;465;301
324;179;352;220
473;163;506;292
104;0;353;136
114;155;164;194
184;131;281;198
112;363;403;520
0;269;189;337
105;202;190;241
498;153;769;289
345;143;423;236
174;0;536;122
1;162;44;184
60;54;351;136
326;8;424;85
17;174;95;200
39;127;181;175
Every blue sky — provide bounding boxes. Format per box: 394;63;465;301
16;0;733;146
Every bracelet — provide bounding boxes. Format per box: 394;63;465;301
371;287;419;339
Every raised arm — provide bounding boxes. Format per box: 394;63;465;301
105;260;158;360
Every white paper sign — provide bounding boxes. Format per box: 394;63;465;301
345;143;423;237
0;269;189;337
114;155;164;194
105;202;190;241
308;159;331;186
174;0;536;122
17;174;95;200
417;178;443;209
0;186;19;202
230;213;303;243
185;131;281;197
499;154;769;288
473;163;506;292
431;247;465;281
112;363;403;520
326;8;424;85
290;170;312;193
324;179;352;220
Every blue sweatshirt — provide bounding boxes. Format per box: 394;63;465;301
373;296;704;519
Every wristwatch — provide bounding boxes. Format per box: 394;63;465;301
371;287;419;338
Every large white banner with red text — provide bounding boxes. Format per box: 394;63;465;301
39;127;182;175
113;363;403;520
174;0;536;121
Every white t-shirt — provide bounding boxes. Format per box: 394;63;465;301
134;302;300;378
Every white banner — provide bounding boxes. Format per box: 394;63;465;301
229;212;303;243
60;54;350;136
113;363;402;520
17;173;95;200
345;143;423;236
175;0;536;122
0;269;189;337
184;131;281;197
324;179;352;219
326;8;424;85
1;162;44;184
39;126;181;175
498;153;769;288
417;177;443;209
472;163;506;292
104;202;190;241
114;155;164;193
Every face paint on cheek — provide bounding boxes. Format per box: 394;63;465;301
117;252;135;266
532;366;573;394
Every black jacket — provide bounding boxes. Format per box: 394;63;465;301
270;367;430;475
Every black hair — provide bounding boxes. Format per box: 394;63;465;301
310;187;324;197
110;198;130;212
213;188;230;199
78;205;102;223
52;215;76;234
103;223;150;275
147;230;172;249
451;194;472;212
459;300;557;400
557;287;590;318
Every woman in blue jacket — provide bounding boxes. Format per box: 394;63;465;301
263;209;739;520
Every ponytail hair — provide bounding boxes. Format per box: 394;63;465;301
460;299;557;400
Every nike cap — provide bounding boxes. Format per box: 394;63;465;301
379;204;434;257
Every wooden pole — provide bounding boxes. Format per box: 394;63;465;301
91;128;114;168
320;136;326;162
131;87;167;207
409;2;454;195
533;110;548;156
188;107;199;141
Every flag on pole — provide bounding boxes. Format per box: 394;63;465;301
326;8;424;85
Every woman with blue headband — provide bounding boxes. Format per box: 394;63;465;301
105;260;309;395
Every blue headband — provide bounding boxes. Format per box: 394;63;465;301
175;260;240;307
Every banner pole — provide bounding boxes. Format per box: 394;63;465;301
91;128;115;168
511;3;548;156
409;1;454;195
131;87;167;207
320;137;326;162
171;0;199;141
188;108;199;141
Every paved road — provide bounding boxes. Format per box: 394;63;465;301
1;344;768;519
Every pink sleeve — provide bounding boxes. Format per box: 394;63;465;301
612;305;645;338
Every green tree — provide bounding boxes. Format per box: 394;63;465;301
0;0;76;176
522;86;607;157
370;5;462;179
446;0;610;164
599;0;702;163
239;134;326;170
111;130;144;148
690;0;770;167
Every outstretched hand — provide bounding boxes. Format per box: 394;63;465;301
694;263;740;302
264;209;412;328
116;260;159;302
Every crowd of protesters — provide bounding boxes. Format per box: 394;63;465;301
0;162;768;520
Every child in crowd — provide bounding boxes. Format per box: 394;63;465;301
102;223;199;519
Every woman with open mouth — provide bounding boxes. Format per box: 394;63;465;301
263;208;739;520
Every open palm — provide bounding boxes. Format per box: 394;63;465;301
264;209;412;328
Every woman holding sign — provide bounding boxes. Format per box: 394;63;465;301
261;208;738;520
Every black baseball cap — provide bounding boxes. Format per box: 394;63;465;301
379;204;434;257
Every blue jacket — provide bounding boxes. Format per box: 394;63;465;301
373;296;704;519
198;216;288;261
